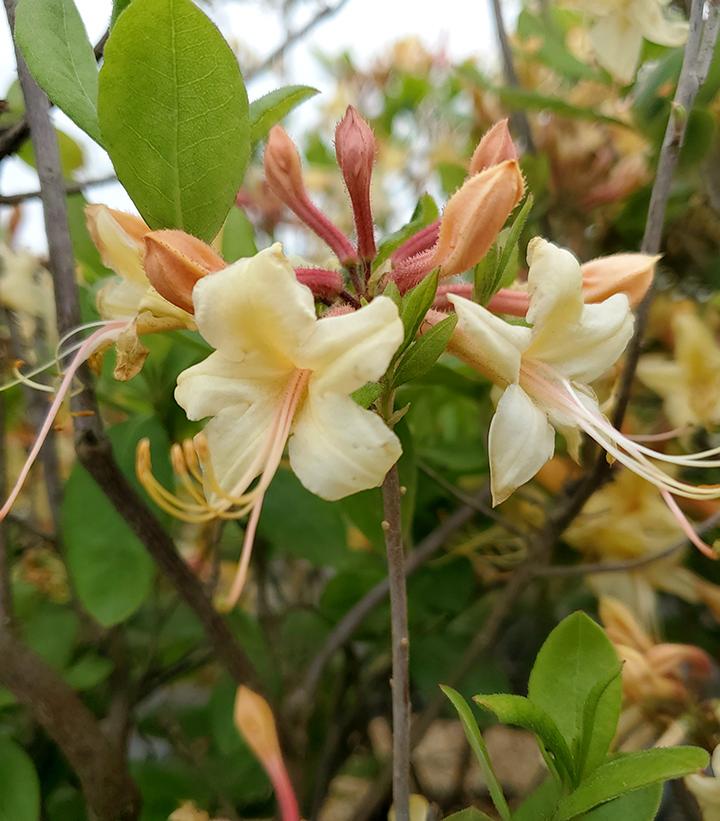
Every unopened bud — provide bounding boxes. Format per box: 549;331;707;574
580;253;658;308
144;230;225;313
335;106;377;259
86;204;148;283
469;119;518;174
234;687;300;821
433;160;524;277
295;266;344;300
264;126;356;264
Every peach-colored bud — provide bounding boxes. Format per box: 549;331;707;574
234;687;300;821
335;106;377;259
469;119;518;175
433;160;525;278
580;253;657;308
264;126;308;210
85;204;149;283
143;230;225;313
264;126;356;264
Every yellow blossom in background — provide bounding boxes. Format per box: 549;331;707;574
569;0;688;83
638;307;720;429
686;745;720;820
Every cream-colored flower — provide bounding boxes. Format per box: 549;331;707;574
140;243;403;605
686;745;720;820
572;0;688;83
638;308;720;429
0;244;56;346
447;237;634;505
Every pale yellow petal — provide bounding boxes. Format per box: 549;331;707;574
448;294;531;387
631;0;688;47
589;14;644;83
529;295;634;383
298;296;403;395
175;351;291;422
86;204;147;285
192;243;317;367
289;393;401;501
526;238;583;341
489;384;555;506
96;276;147;320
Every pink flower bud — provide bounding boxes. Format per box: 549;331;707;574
143;230;225;313
294;266;344;300
234;687;300;821
432;160;525;279
335;106;377;260
264;126;357;265
469;119;518;174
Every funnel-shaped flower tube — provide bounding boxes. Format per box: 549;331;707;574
139;244;403;606
442;237;720;559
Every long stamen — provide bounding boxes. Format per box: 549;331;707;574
0;320;128;522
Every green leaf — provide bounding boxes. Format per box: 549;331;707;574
249;85;319;143
474;694;575;785
222;206;257;262
445;810;495;821
512;779;560;821
528;613;621;777
18;128;84;178
579;784;662;821
0;739;40;821
495;194;533;287
352;381;383;408
111;0;132;26
63;654;114;690
98;0;250;241
62;418;166;626
15;0;101;143
399;270;439;349
576;666;622;779
441;686;511;821
393;314;456;386
557;748;708;820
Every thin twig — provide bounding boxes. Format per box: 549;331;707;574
0;345;11;624
382;465;411;821
4;0;259;691
245;0;351;80
488;0;536;153
0;174;117;206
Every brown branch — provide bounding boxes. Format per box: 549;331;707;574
245;0;351;80
381;465;411;821
488;0;536;153
0;174;117;205
4;0;258;690
0;630;141;820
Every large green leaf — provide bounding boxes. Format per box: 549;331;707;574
557;748;708;820
441;686;511;821
393;315;457;387
475;694;575;785
15;0;101;143
249;85;319;143
61;418;169;626
528;613;621;776
579;784;662;821
445;810;494;821
0;739;40;821
98;0;250;241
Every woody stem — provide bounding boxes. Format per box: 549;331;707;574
381;464;411;821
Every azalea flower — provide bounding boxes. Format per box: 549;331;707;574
138;243;403;605
570;0;688;83
441;237;720;558
638;307;720;429
685;745;720;819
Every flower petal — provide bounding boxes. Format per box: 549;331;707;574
202;397;283;502
298;296;403;395
631;0;688;47
175;350;291;422
529;294;634;383
526;238;583;335
589;14;644;83
192;243;317;366
489;384;555;505
448;295;531;387
289;393;401;500
86;204;148;285
96;276;148;320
